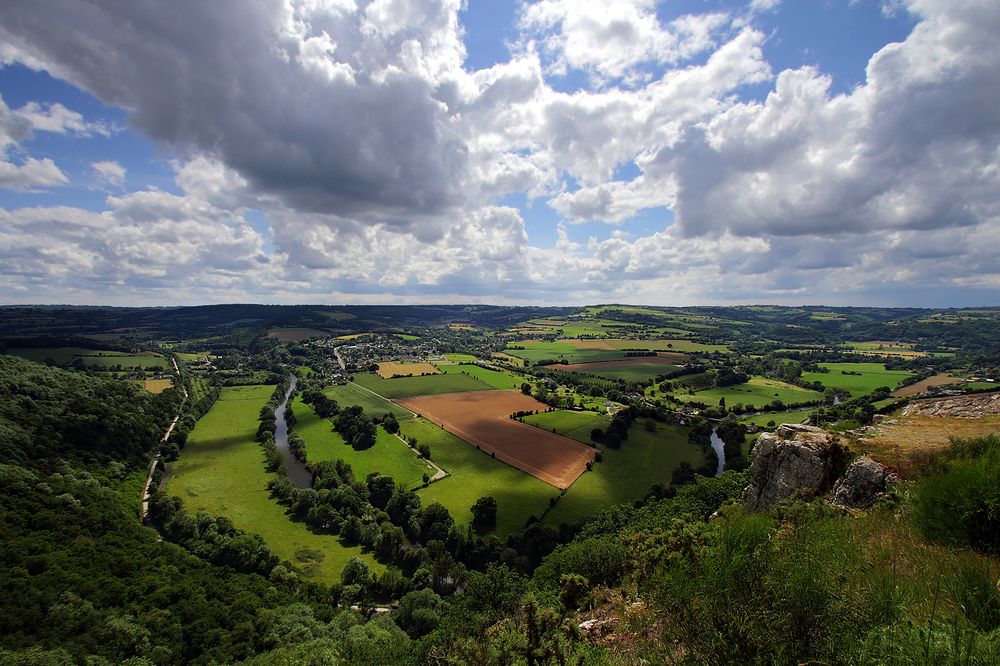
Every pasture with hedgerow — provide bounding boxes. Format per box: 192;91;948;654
4;303;1000;664
3;4;1000;662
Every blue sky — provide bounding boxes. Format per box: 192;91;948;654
0;0;996;306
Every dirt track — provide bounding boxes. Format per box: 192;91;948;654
397;390;596;489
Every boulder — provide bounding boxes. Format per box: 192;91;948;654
830;455;898;509
742;424;848;509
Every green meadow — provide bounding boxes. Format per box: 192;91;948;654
443;353;479;362
168;385;377;583
437;363;524;390
521;410;610;445
352;372;492;399
801;362;915;397
565;362;682;382
322;382;414;421
400;418;554;536
739;408;817;427
503;340;625;365
677;376;823;409
542;419;706;527
603;339;728;353
290;396;430;488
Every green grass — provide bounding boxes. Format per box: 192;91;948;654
503;340;625;365
168;385;377;583
437;364;524;390
291;397;430;488
558;319;635;338
399;418;554;536
322;382;414;421
567;362;682;382
352;372;492;399
602;339;728;353
739;408;816;427
543;421;706;526
521;410;611;445
444;353;479;362
801;362;915;398
677;376;823;409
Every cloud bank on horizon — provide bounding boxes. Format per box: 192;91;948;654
0;0;998;307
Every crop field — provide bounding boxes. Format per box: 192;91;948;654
290;397;430;488
600;339;728;353
397;390;596;489
376;361;440;378
801;362;915;398
266;327;329;341
503;340;626;365
554;354;684;381
558;319;636;337
892;374;962;397
352;372;492;399
521;410;610;445
401;418;554;535
321;382;414;421
168;385;376;583
138;378;173;393
677;376;823;409
543;420;706;526
437;364;523;390
175;351;211;362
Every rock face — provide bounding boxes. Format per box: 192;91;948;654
830;456;899;509
902;392;1000;418
742;424;848;509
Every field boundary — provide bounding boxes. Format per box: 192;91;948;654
398;391;595;489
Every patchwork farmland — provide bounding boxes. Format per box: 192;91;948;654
398;390;597;489
553;352;685;381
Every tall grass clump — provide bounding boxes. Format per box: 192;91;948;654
913;435;1000;552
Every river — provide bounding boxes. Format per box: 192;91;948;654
709;428;726;477
274;376;312;489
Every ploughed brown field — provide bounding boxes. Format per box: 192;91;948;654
891;373;960;397
554;352;686;373
397;390;596;489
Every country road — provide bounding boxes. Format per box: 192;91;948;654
140;355;187;521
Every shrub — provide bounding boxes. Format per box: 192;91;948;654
913;437;1000;552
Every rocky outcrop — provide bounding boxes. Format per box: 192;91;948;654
742;424;848;509
830;456;899;509
902;392;1000;419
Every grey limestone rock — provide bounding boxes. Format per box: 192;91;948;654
742;424;848;509
830;455;899;509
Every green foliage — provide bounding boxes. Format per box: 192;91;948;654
533;537;628;590
471;495;498;531
913;436;1000;552
394;588;447;637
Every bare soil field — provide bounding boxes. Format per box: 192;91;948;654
377;361;441;378
397;390;596;489
892;374;961;397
